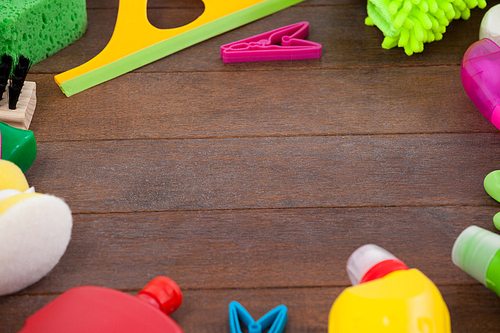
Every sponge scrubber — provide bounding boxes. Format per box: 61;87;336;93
366;0;487;55
0;160;72;295
0;194;72;295
0;0;87;65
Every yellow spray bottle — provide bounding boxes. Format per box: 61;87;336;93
328;244;451;333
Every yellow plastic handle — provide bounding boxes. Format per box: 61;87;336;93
55;0;303;96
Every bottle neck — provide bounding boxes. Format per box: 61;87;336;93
360;259;409;284
137;276;183;315
137;293;161;310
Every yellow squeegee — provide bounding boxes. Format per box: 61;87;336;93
55;0;304;97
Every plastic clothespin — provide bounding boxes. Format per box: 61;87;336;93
229;301;287;333
221;21;322;63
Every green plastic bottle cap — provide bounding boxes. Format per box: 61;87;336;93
452;226;500;286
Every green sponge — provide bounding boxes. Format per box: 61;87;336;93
0;0;87;65
366;0;487;55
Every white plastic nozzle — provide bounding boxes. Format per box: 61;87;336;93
480;4;500;47
346;244;400;286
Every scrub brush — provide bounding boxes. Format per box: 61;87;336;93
365;0;487;55
0;54;13;100
0;54;37;130
8;56;31;110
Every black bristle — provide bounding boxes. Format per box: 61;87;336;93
0;54;13;101
9;55;32;110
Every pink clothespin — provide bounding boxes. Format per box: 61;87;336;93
221;21;322;63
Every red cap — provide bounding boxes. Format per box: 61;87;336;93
359;259;409;284
138;276;183;315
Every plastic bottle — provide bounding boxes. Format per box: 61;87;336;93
461;38;500;130
452;225;500;297
19;276;184;333
328;244;451;333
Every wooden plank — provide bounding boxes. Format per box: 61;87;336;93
31;4;496;74
2;285;499;332
28;66;493;141
6;1;500;332
24;133;500;213
14;206;498;294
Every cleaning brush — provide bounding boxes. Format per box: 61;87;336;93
9;55;31;110
0;54;13;101
366;0;487;55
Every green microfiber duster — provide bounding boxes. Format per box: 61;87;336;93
366;0;487;55
0;0;87;65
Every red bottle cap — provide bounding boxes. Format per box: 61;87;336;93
138;276;183;315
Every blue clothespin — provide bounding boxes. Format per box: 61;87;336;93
229;301;287;333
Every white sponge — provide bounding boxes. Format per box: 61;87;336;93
480;4;500;46
0;195;72;295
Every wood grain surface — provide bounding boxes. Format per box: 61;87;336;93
26;68;495;141
2;285;500;332
3;0;500;332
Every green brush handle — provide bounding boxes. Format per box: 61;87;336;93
0;122;36;173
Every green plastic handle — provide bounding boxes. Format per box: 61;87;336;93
485;170;500;203
0;121;36;172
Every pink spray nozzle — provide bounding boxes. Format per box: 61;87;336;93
138;276;183;315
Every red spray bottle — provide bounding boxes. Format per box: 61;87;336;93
19;276;184;333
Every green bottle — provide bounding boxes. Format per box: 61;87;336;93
0;121;36;172
453;226;500;296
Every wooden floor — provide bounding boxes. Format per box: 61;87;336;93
3;0;500;331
